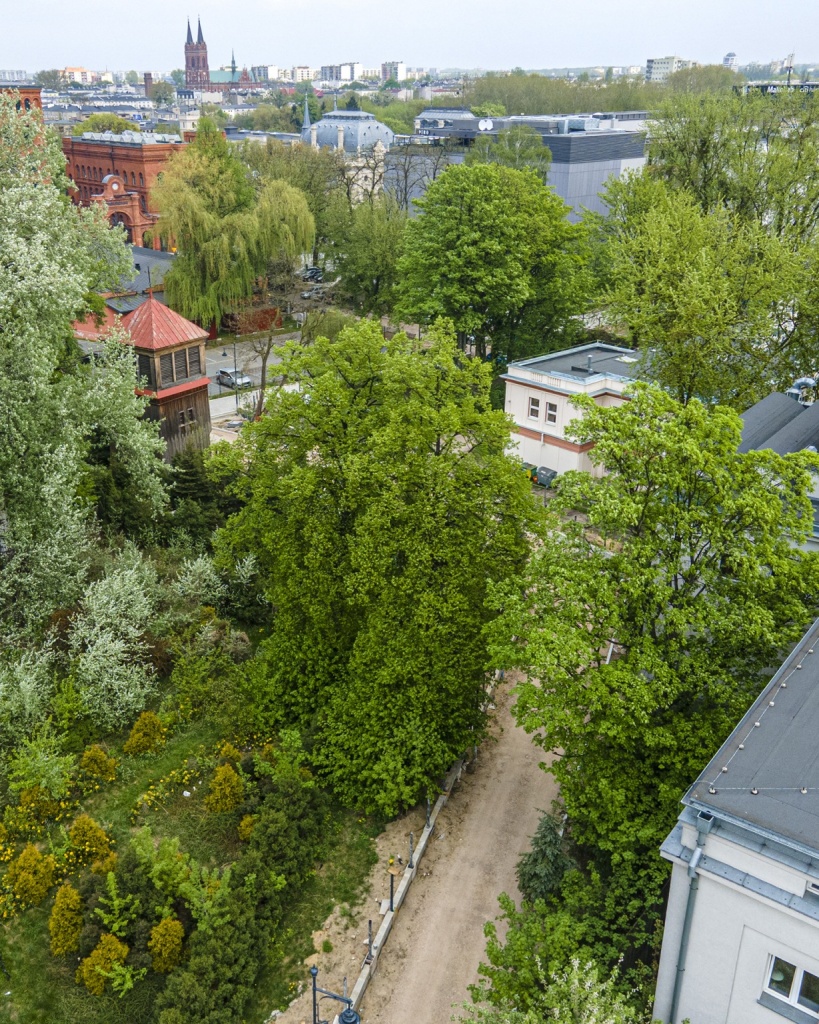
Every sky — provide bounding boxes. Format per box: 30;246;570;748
2;0;817;74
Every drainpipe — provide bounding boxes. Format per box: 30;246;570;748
668;811;713;1023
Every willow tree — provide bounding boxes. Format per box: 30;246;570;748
153;119;314;327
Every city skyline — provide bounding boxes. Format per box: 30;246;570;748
2;0;818;76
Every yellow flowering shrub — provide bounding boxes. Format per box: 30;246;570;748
75;933;129;996
123;711;166;756
148;916;185;973
79;745;118;784
5;843;56;907
204;764;243;814
49;882;83;956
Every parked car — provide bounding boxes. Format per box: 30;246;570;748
215;368;252;389
535;466;558;488
302;267;323;282
300;287;322;300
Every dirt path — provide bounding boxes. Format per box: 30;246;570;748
270;681;554;1024
360;682;555;1024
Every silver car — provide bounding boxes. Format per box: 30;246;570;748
215;368;252;389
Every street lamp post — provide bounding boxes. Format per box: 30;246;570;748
233;333;240;412
309;966;361;1024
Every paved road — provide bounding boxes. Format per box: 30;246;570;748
358;683;556;1024
205;334;298;397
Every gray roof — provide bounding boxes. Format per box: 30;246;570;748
739;392;805;453
508;342;642;383
301;109;394;152
685;619;819;857
759;401;819;455
121;246;175;293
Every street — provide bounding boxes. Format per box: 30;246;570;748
204;333;298;397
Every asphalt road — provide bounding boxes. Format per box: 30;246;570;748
205;335;296;397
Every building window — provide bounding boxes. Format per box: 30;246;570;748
159;352;174;386
187;407;196;422
765;956;819;1017
528;397;540;420
188;346;201;376
131;172;136;186
139;173;144;187
174;349;188;380
137;353;153;387
546;402;558;424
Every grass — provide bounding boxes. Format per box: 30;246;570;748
0;722;382;1024
245;809;380;1017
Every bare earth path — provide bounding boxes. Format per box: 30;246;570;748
358;681;556;1024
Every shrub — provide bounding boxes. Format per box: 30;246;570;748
68;814;112;865
5;843;56;907
49;883;84;956
123;711;167;756
148;917;185;973
204;764;243;813
75;933;130;996
80;744;118;784
237;815;255;841
516;811;573;904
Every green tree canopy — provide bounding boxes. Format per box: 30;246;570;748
600;175;807;406
154;119;315;326
465;125;553;183
33;69;66;90
396;163;590;360
330;194;407;314
72;113;134;136
151;81;175;107
213;320;540;813
487;384;819;982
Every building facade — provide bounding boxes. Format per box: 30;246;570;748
63;130;185;245
3;86;42;111
184;18;210;88
645;56;697;82
654;620;819;1024
502;343;638;475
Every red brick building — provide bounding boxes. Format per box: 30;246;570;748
63;131;185;246
2;86;42;111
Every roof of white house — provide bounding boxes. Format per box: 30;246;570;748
503;342;642;396
685;618;819;858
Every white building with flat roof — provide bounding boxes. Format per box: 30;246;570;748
646;56;697;82
502;343;639;475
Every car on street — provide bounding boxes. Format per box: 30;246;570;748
215;368;253;389
300;287;322;300
301;267;323;282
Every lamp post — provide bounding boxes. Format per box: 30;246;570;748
233;333;240;411
309;966;361;1024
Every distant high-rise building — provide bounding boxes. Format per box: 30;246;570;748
645;56;697;82
723;52;738;71
381;61;407;83
0;70;27;82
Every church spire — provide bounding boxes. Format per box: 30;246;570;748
302;95;311;129
186;18;193;44
196;17;204;44
231;50;237;78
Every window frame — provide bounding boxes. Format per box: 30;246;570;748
527;396;540;420
764;955;819;1020
546;401;558;425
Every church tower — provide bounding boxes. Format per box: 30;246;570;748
184;18;210;89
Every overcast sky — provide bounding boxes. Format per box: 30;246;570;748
2;0;817;73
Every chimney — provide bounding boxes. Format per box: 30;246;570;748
310;123;318;149
587;353;593;372
337;124;345;151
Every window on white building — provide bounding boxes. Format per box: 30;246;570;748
546;402;558;424
528;397;540;419
766;956;819;1016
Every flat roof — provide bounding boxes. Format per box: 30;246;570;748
509;342;641;383
686;619;819;858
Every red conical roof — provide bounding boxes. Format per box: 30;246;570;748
123;296;208;352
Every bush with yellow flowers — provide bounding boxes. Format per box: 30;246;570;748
79;744;118;786
67;814;112;867
5;843;56;908
48;882;83;956
204;764;243;814
237;814;255;841
148;916;185;973
123;711;167;756
75;933;129;996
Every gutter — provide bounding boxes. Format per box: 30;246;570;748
668;810;713;1024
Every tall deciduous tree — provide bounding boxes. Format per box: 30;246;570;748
0;93;165;631
214;320;540;813
154;120;314;327
396;163;589;359
600;177;806;406
330;194;407;314
487;384;819;981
